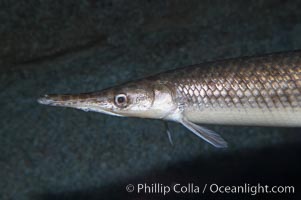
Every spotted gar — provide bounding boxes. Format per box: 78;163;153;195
38;51;301;148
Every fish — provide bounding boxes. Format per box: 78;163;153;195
38;51;301;148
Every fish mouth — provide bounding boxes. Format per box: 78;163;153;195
37;94;57;105
37;94;76;106
37;94;123;117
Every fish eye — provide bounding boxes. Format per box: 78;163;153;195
114;94;128;107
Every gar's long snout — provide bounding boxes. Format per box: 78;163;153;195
37;93;92;106
37;91;121;116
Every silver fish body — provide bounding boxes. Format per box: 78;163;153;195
153;51;301;127
38;51;301;148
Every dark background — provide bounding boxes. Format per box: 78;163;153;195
1;0;301;199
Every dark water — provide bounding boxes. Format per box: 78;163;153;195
1;0;301;199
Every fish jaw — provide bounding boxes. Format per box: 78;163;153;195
37;93;124;117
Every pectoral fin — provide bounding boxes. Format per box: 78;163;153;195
164;122;173;145
180;118;228;148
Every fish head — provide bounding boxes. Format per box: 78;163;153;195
38;80;177;119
